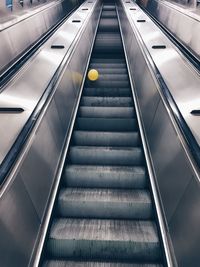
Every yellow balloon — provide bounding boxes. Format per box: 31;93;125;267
88;69;99;81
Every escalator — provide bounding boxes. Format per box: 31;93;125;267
42;2;164;266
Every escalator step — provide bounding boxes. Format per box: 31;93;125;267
90;63;126;68
72;131;140;146
76;117;137;131
47;219;162;262
83;88;131;97
68;146;144;166
64;165;147;189
80;97;133;107
91;68;128;74
43;261;163;267
98;19;119;32
101;11;117;18
86;80;129;89
86;73;128;81
57;188;153;219
78;107;134;118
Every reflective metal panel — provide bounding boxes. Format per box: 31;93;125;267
20;118;60;219
148;100;194;221
0;177;40;267
0;1;101;266
0;0;79;74
137;0;200;60
169;177;200;267
118;1;200;266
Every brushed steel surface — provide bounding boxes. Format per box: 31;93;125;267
118;0;200;266
0;1;101;266
0;0;75;73
169;177;200;267
0;0;97;165
148;100;194;222
0;177;40;267
48;218;161;261
124;1;200;147
43;261;163;267
20;118;60;219
137;0;200;59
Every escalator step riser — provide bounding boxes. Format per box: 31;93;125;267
86;81;129;88
72;131;140;147
98;19;119;32
94;44;122;53
47;219;162;262
76;118;138;131
58;188;153;219
72;130;140;146
64;165;147;189
80;97;133;107
83;88;131;97
68;146;144;166
90;68;128;75
78;107;135;118
86;74;128;81
90;63;126;68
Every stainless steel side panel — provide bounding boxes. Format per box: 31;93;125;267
118;1;200;266
0;0;77;74
0;1;101;266
137;0;200;60
0;177;40;266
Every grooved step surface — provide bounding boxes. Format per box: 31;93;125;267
86;80;129;88
42;3;164;266
79;107;135;118
57;188;153;219
43;261;163;267
90;63;126;68
91;68;128;74
72;131;140;146
48;219;161;262
80;97;133;107
68;146;144;166
64;165;147;189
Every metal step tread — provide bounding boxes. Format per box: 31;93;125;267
57;188;153;219
80;96;133;107
47;219;161;261
43;261;163;267
72;131;140;146
64;165;147;189
78;106;135;118
68;146;144;166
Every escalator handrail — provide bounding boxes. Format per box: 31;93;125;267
0;0;99;189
